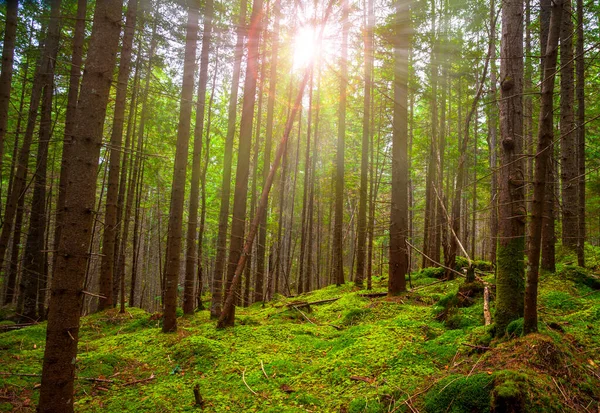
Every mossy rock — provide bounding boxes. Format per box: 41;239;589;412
424;373;494;413
491;371;527;413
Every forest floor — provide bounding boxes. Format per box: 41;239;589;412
1;251;600;412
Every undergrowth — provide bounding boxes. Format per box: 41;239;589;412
0;263;599;412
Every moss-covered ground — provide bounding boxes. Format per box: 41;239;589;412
1;259;599;412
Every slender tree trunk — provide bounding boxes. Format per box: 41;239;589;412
334;0;349;286
210;0;248;318
560;0;577;252
356;0;374;288
115;21;156;304
495;0;526;336
184;0;214;315
53;0;87;280
3;32;31;305
129;158;145;310
38;0;123;410
539;0;556;272
0;0;18;185
524;0;562;334
256;0;280;304
575;0;585;267
220;0;263;326
197;46;220;310
162;4;199;332
389;0;410;295
305;62;321;294
488;0;498;266
19;0;62;321
0;3;61;280
99;0;138;311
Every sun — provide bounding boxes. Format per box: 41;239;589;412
293;25;319;70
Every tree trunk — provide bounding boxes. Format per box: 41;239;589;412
0;0;18;186
333;0;349;286
560;0;577;252
210;0;248;318
540;0;556;272
575;0;585;267
256;0;280;303
18;0;62;322
219;0;263;326
389;0;410;295
356;0;374;288
524;0;562;334
0;2;60;281
487;0;498;266
495;0;526;336
99;0;138;311
162;4;199;332
184;0;213;315
53;0;87;281
3;30;31;306
38;0;123;410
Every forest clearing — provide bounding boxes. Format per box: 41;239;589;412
0;0;599;411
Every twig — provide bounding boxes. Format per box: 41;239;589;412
292;306;316;325
122;373;155;387
467;354;485;378
81;291;106;299
0;372;40;378
359;292;388;298
260;361;269;380
242;367;258;396
461;343;491;351
551;377;570;406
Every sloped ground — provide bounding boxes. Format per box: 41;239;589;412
0;260;599;412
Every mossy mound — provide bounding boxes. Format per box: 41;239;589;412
560;265;600;290
424;373;495;412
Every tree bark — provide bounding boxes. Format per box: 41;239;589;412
495;0;526;336
0;0;18;185
389;0;410;295
333;0;350;286
183;0;214;315
356;0;374;288
99;0;138;311
256;0;280;304
53;0;87;281
560;0;578;252
38;0;123;410
575;0;585;267
162;4;199;332
210;0;248;318
524;0;562;335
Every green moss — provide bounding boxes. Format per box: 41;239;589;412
495;237;525;336
506;318;523;338
348;398;385;413
491;371;527;413
541;291;579;311
342;308;372;326
424;373;494;413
